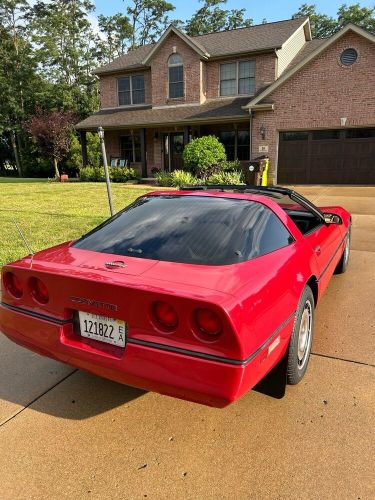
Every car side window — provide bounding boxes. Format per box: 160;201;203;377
272;195;323;235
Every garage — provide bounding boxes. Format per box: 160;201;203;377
277;129;375;185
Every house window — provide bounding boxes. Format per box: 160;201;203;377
220;61;255;96
218;131;235;160
168;54;184;98
237;130;250;160
120;133;141;163
118;75;145;106
217;129;250;161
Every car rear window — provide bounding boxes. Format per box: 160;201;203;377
73;195;293;265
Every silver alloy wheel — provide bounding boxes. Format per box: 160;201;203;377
297;300;312;368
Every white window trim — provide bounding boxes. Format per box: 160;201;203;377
219;60;256;97
117;75;145;106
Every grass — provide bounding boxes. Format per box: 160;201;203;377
0;180;167;268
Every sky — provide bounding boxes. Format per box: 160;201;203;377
93;0;375;24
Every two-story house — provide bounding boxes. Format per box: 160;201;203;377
76;18;375;184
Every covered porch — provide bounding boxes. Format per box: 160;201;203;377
76;97;253;179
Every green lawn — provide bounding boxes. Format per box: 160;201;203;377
0;180;166;268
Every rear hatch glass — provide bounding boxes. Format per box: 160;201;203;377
73;195;292;265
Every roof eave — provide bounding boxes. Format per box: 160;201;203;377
142;25;210;65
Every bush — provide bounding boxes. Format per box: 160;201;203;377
79;166;105;182
170;170;197;187
155;171;174;186
182;135;226;176
220;160;242;172
206;171;244;185
79;166;140;182
110;166;140;183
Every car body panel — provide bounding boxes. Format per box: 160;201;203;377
0;189;351;407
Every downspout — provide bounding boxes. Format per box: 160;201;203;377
249;109;253;161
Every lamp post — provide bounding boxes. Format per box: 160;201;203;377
98;126;115;217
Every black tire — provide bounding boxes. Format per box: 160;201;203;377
334;224;351;274
287;286;315;385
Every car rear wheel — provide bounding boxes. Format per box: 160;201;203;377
287;286;314;385
334;224;351;274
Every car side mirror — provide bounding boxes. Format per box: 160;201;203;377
323;213;342;225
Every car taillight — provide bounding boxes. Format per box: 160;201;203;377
3;272;23;298
194;308;222;336
30;277;49;304
152;301;178;330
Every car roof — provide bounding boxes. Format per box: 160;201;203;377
145;185;324;222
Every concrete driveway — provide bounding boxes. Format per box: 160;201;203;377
0;186;374;500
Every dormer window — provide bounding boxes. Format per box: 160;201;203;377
168;54;184;98
118;75;145;106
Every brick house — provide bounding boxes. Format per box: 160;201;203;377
76;18;375;184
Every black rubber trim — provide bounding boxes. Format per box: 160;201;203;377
127;311;296;366
0;302;71;326
1;300;295;366
317;230;349;282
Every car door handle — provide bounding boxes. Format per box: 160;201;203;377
315;246;321;255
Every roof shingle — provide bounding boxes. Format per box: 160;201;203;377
95;18;307;75
76;97;250;130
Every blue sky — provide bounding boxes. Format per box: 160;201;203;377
93;1;375;24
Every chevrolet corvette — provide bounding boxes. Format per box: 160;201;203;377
0;185;351;407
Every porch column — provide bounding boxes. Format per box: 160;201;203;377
79;131;88;167
140;128;147;177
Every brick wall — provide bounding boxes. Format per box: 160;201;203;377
150;32;203;105
252;31;375;183
205;53;276;100
99;70;152;108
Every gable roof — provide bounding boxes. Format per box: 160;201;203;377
94;17;308;75
243;23;375;109
142;25;209;64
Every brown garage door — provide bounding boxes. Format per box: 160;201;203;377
278;129;375;184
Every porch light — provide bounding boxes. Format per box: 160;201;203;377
259;125;266;140
98;126;104;140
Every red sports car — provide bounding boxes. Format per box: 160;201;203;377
0;186;351;407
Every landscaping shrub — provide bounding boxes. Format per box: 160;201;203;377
155;171;174;186
182;135;226;177
170;170;197;187
79;166;105;182
206;171;244;185
220;160;242;172
79;166;140;182
110;167;140;183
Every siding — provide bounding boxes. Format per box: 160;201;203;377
276;26;306;77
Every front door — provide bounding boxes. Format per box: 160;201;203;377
164;133;184;171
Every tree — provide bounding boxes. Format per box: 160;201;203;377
0;0;38;176
293;3;375;38
293;4;337;38
27;0;99;116
336;3;375;34
185;0;252;36
24;110;76;178
126;0;176;48
97;14;133;63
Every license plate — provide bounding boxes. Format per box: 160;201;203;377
78;312;126;348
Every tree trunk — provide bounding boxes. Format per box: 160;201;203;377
10;131;22;177
53;157;60;178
